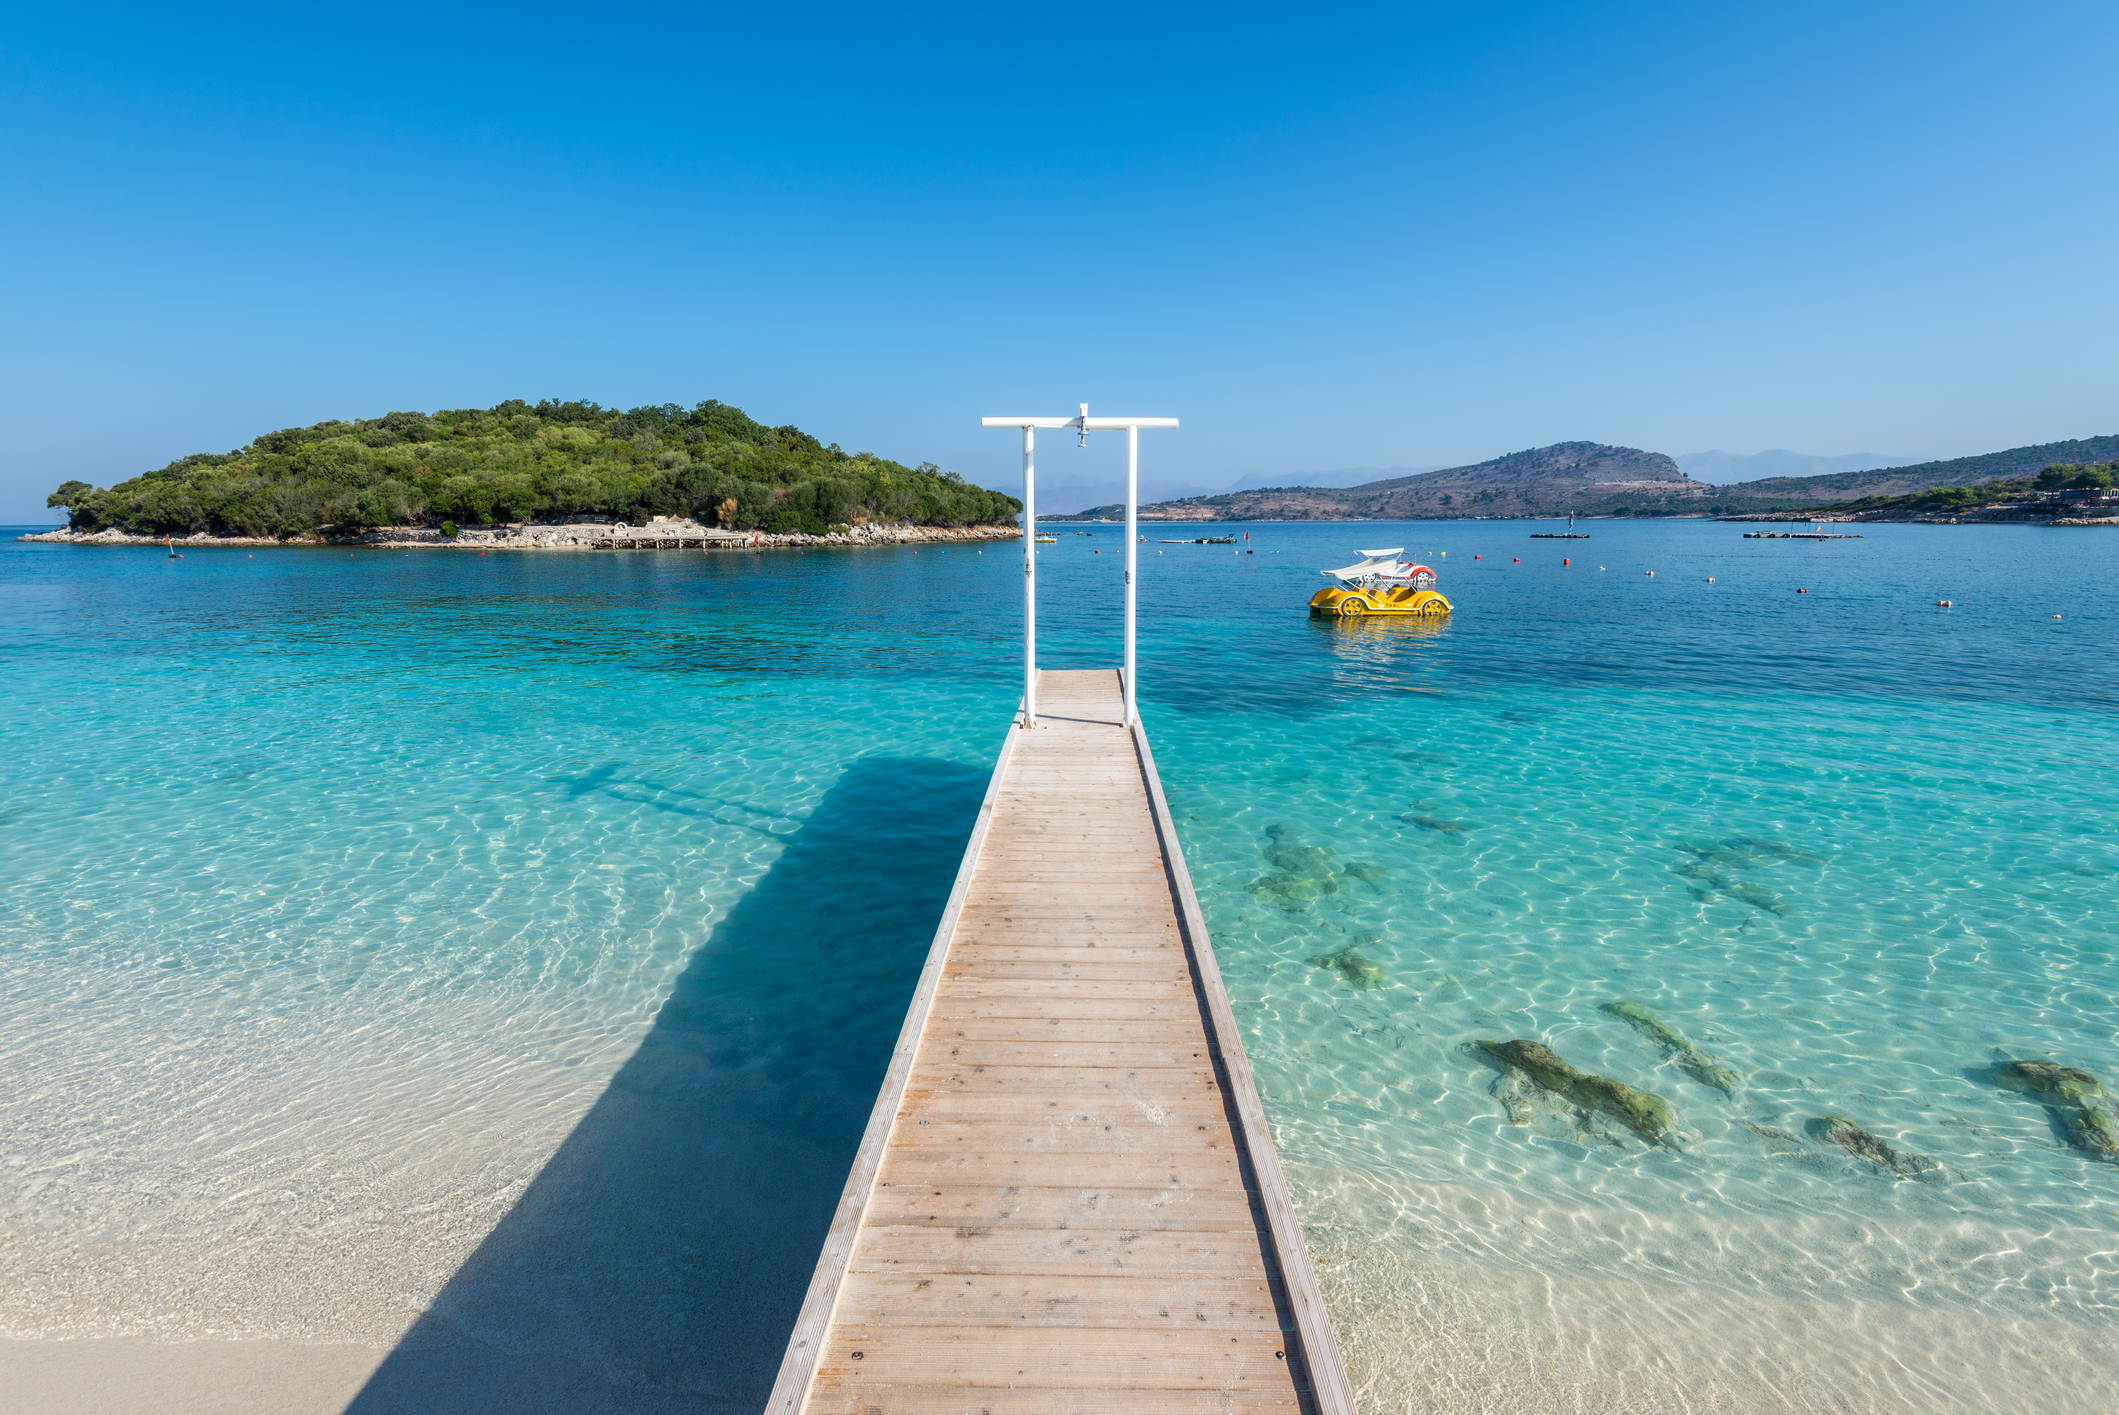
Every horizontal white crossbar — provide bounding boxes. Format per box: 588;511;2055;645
979;416;1179;429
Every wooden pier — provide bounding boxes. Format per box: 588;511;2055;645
769;669;1350;1414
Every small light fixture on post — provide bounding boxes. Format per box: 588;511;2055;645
980;406;1179;729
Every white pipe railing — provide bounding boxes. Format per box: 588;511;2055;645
980;408;1178;728
1021;424;1036;727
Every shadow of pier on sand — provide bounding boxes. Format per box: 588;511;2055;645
343;756;988;1415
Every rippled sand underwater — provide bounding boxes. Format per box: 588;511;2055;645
2;520;2114;1411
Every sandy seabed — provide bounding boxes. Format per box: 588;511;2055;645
1311;1224;2119;1415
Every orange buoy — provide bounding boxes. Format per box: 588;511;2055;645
1563;558;1570;566
1797;587;1806;593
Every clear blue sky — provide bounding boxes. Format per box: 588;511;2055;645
4;1;2114;520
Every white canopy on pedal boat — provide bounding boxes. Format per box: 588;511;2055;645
1322;548;1406;581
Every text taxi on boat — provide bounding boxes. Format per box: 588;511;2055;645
1308;547;1453;617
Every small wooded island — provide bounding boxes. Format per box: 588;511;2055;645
43;399;1020;540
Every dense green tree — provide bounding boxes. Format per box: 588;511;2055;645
50;399;1020;537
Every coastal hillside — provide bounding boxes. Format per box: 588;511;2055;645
1055;442;1706;521
1703;435;2119;507
1742;460;2117;523
45;399;1019;538
1055;432;2119;520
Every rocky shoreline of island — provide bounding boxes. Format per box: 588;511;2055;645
17;517;1023;551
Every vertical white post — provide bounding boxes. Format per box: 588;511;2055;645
1124;424;1138;726
1022;424;1037;728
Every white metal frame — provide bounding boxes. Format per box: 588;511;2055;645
980;406;1179;727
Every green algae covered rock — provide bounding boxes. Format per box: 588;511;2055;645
1996;1059;2103;1105
1249;872;1336;909
1401;814;1467;838
1264;822;1336;875
1806;1116;1941;1179
1994;1059;2117;1162
1341;860;1388;886
1249;823;1342;911
2068;1106;2119;1162
1601;1001;1741;1096
1309;946;1385;990
1475;1039;1676;1146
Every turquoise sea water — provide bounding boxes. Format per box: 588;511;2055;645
3;522;2115;1412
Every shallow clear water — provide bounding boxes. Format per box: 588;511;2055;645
2;522;2115;1411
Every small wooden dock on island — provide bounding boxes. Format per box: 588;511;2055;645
767;672;1350;1412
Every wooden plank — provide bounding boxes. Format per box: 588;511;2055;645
884;1119;1235;1154
925;1017;1210;1043
809;1326;1295;1389
905;1064;1219;1096
878;1150;1246;1192
849;1227;1273;1278
829;1272;1285;1330
926;998;1202;1022
860;1183;1261;1233
894;1093;1235;1125
943;944;1180;965
922;1041;1218;1069
928;978;1193;1000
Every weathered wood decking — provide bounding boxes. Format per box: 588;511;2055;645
770;669;1350;1414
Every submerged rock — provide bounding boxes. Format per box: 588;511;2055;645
1250;823;1342;911
1675;863;1788;915
2067;1106;2119;1162
1994;1059;2117;1162
1602;1001;1741;1095
1248;872;1336;909
1679;836;1825;869
1806;1116;1941;1179
1995;1059;2104;1105
1309;945;1385;990
1401;814;1467;837
1342;860;1388;886
1474;1039;1677;1146
1264;822;1336;875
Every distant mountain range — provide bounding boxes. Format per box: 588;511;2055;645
1048;435;2119;521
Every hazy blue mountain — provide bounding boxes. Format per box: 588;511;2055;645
1676;449;1909;485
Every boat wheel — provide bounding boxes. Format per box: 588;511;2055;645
1340;600;1366;616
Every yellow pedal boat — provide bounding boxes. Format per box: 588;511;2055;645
1309;548;1453;616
